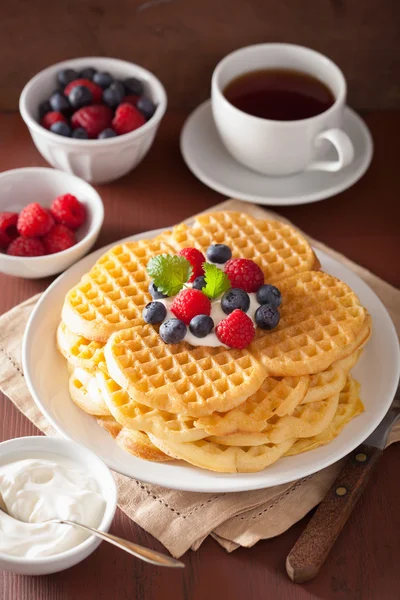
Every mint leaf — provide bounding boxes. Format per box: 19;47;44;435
202;263;231;300
147;255;193;296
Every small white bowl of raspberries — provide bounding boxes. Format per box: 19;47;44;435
19;57;167;184
0;167;103;279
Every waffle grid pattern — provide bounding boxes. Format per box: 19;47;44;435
105;325;267;417
169;211;318;283
57;322;105;370
97;369;208;442
63;236;175;341
252;271;366;375
194;375;309;436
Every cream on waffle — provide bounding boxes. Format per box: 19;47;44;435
169;211;319;283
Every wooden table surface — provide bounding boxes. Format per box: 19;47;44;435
0;111;399;600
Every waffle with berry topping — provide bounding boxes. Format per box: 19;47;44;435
56;210;371;473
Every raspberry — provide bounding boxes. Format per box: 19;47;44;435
123;94;140;107
64;78;103;103
178;248;205;283
71;105;113;138
17;203;54;238
224;258;264;293
0;212;18;250
170;289;211;325
112;103;145;135
50;194;86;230
42;224;76;254
41;111;67;130
7;236;46;257
216;310;255;349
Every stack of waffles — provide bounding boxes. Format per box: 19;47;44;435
57;211;371;473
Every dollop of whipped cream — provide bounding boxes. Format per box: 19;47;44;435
158;292;259;348
0;457;105;558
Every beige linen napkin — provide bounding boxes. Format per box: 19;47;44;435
0;199;399;558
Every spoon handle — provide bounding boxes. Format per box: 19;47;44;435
57;519;184;568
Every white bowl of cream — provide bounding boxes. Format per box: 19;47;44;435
0;436;117;575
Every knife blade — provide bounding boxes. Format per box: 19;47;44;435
286;387;400;584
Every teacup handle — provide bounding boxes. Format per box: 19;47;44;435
307;129;354;172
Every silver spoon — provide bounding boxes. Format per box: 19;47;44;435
0;492;184;568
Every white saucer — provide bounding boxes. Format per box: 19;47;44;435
180;100;373;206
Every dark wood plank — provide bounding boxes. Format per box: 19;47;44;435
286;444;383;583
0;0;399;111
0;111;400;599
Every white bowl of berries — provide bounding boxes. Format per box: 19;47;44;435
19;57;167;184
0;167;104;278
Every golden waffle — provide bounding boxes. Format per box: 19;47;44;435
251;271;367;376
57;321;105;371
334;313;372;362
62;234;175;342
194;375;309;436
286;376;363;456
97;416;170;462
169;211;319;283
104;324;268;417
209;391;340;446
301;349;362;405
97;369;208;442
148;433;295;473
69;368;110;416
98;367;309;440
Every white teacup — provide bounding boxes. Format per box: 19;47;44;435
211;43;354;176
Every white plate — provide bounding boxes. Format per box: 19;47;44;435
180;100;373;206
22;229;399;493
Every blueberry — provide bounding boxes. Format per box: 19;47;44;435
50;121;71;137
38;100;51;119
103;82;125;108
148;282;167;299
189;315;214;338
124;77;144;96
137;97;156;120
68;85;93;109
79;67;97;80
221;288;250;315
93;71;113;89
72;127;89;139
206;244;232;264
192;275;206;291
57;68;78;88
142;301;167;324
159;319;187;344
49;91;70;114
256;284;282;309
98;128;117;139
255;305;280;330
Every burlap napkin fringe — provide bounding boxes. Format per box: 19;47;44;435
0;200;399;558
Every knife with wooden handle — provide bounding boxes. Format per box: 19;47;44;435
286;404;400;584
